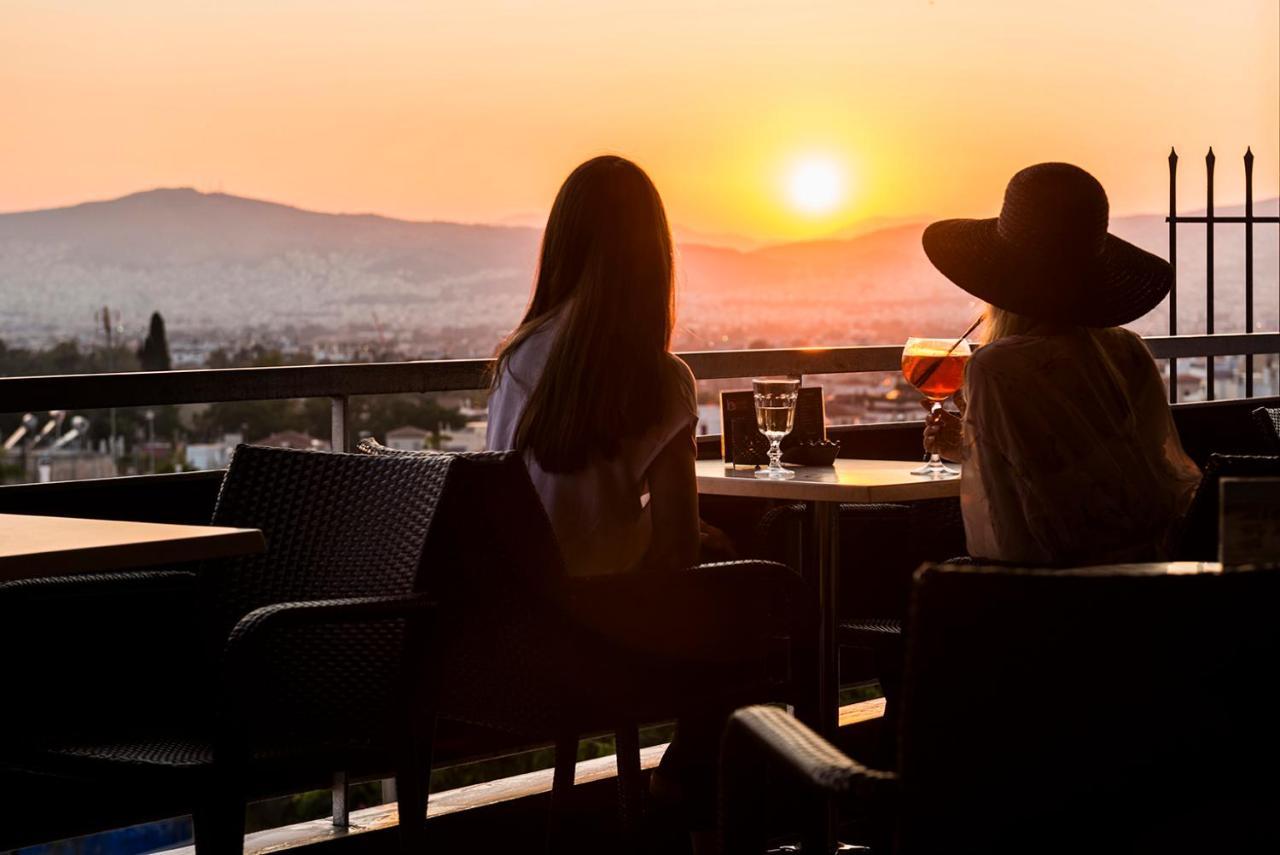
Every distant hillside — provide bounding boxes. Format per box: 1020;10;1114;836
0;189;544;346
0;188;1274;352
0;187;542;271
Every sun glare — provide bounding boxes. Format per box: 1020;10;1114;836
785;156;847;216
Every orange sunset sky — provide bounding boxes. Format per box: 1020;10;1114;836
2;0;1277;242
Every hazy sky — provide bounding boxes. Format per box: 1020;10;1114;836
2;0;1277;240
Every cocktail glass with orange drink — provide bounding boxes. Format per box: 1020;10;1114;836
902;336;972;477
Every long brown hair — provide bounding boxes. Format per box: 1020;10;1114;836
493;156;676;473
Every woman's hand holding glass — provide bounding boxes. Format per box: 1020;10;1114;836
921;389;965;462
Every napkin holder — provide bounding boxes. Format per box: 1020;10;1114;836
721;387;827;467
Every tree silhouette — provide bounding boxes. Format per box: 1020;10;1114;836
137;311;172;372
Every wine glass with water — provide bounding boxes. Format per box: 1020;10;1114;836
753;378;800;480
902;336;971;478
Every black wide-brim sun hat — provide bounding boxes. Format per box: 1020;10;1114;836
922;162;1173;328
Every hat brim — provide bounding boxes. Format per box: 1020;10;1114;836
922;218;1172;328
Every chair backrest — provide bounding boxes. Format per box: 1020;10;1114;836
195;444;456;749
357;441;581;732
1250;406;1280;454
897;562;1280;854
204;443;450;646
354;440;564;592
1177;452;1280;560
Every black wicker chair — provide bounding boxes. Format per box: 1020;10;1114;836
1176;452;1280;560
720;562;1280;854
1250;406;1280;453
358;439;816;849
0;445;447;854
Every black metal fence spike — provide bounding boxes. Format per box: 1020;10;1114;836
1167;144;1178;402
1244;143;1255;396
1164;143;1277;403
1204;146;1215;397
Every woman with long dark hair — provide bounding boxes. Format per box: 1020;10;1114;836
488;156;722;847
488;154;699;575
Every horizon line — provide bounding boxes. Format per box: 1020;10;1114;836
2;184;1278;250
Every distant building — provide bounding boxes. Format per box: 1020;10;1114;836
26;451;117;483
1175;373;1204;401
184;433;241;471
438;421;487;453
696;404;720;437
255;431;329;451
456;398;488;420
385;425;431;451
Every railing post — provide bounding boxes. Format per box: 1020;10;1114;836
331;395;351;453
332;771;350;828
1205;147;1215;400
1168;148;1178;404
1244;147;1255;398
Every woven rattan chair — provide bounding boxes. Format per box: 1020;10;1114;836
1250;406;1280;453
0;445;448;854
1177;452;1280;560
720;562;1280;854
358;439;815;850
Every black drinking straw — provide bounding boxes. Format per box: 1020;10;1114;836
908;315;983;390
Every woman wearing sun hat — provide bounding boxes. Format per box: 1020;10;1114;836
922;162;1201;566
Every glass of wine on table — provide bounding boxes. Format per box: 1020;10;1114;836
752;378;800;479
902;336;972;478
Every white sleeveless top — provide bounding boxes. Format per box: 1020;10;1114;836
486;315;698;576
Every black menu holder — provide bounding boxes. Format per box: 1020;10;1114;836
720;387;826;466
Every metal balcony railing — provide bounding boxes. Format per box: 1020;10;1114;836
1;333;1277;454
1168;147;1280;401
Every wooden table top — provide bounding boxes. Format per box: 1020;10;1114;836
0;513;265;583
695;458;963;503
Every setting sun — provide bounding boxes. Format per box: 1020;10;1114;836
785;156;848;216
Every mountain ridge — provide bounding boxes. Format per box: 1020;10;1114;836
4;186;1277;264
0;188;1275;351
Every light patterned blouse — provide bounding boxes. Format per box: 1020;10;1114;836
961;328;1201;566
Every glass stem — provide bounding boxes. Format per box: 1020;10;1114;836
768;439;784;474
929;402;943;466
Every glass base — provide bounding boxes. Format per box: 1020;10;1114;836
911;458;960;479
755;466;795;480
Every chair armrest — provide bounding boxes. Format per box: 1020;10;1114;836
723;704;895;795
719;704;896;853
219;593;437;743
225;592;436;651
685;558;798;577
0;568;197;602
685;558;813;631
